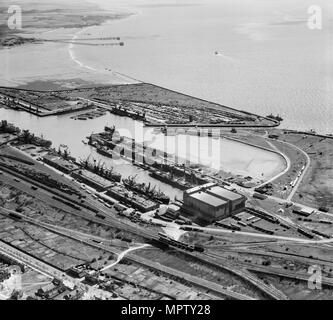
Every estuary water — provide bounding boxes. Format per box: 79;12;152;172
0;0;332;133
77;0;333;134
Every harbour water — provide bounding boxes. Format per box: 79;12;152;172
0;107;286;197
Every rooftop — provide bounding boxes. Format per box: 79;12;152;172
76;170;112;188
206;186;244;201
184;183;216;195
190;191;227;208
43;155;79;171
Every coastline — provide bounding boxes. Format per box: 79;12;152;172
67;15;138;82
0;0;135;89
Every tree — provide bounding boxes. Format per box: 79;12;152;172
20;129;34;144
9;290;23;300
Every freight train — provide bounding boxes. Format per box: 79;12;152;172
214;221;241;231
156;233;204;252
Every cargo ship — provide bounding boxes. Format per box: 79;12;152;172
110;105;146;122
96;146;116;159
149;169;194;190
106;184;158;213
122;176;170;204
266;114;283;122
105;125;116;134
79;156;121;183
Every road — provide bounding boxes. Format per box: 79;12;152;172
255;137;291;189
278;139;311;201
242;130;310;201
101;244;151;272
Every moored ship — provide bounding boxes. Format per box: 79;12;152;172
79;156;121;182
122;175;170;204
267;114;283;122
149;169;194;190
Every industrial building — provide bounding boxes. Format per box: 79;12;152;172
106;185;159;213
72;170;113;192
183;183;246;222
43;155;79;174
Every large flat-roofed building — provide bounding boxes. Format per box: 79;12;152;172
106;186;158;213
183;183;246;222
43;155;79;174
206;186;246;214
72;170;113;192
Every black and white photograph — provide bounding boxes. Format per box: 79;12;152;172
0;0;332;307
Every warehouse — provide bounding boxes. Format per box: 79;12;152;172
43;155;79;174
183;183;246;223
205;185;246;215
106;186;158;213
72;170;113;192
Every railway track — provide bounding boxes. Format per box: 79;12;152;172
3;211;253;300
0;208;272;300
246;265;333;288
205;250;333;290
201;252;288;300
245;207;322;241
1;202;288;300
0;164;159;241
216;247;333;269
0;166;290;299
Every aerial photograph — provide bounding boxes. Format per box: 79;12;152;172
0;0;332;307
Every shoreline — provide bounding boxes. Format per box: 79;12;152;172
67;12;137;79
0;0;135;88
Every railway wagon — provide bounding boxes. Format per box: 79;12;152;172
293;209;311;217
8;212;22;220
157;233;204;252
95;213;106;220
237;221;247;227
311;230;331;239
253;193;268;200
297;228;314;239
215;221;241;231
194;245;205;252
250;224;274;235
319;220;332;225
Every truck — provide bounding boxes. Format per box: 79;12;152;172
253;193;268;200
95;213;106;220
114;203;127;213
293;207;314;217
